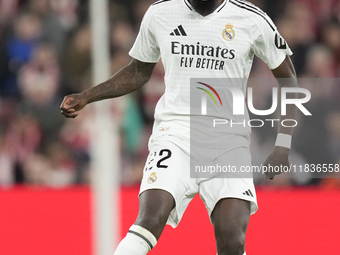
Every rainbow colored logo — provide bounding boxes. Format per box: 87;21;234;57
196;82;223;106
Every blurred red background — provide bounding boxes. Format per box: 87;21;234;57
0;186;339;255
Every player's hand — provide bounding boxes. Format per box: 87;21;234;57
262;146;290;180
60;93;88;118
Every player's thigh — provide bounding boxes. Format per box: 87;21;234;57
139;136;196;228
211;198;250;252
199;147;258;217
135;189;175;239
199;147;255;252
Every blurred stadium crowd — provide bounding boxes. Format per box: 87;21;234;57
0;0;339;188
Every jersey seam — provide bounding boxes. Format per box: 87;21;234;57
268;52;292;70
217;0;229;12
129;52;160;63
232;0;266;15
229;4;276;67
152;0;172;6
229;0;275;31
183;0;192;10
143;5;162;59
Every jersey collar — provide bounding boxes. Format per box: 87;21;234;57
183;0;229;15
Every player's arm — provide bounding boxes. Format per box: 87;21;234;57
263;55;298;179
60;58;156;118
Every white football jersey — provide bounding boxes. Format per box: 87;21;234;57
129;0;292;149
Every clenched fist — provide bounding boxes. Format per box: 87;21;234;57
60;93;88;118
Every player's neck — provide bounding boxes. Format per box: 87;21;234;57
188;0;225;16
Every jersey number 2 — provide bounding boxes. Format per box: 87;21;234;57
156;149;172;168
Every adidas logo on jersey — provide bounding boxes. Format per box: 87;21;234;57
243;189;254;197
275;33;287;49
170;25;187;36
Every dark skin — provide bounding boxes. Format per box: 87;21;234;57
60;56;297;255
188;0;225;16
60;57;297;178
60;59;156;118
265;56;298;179
60;2;298;254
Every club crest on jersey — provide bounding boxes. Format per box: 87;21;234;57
222;24;235;41
147;172;157;184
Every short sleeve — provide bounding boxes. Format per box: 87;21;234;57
252;15;292;70
129;7;160;63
